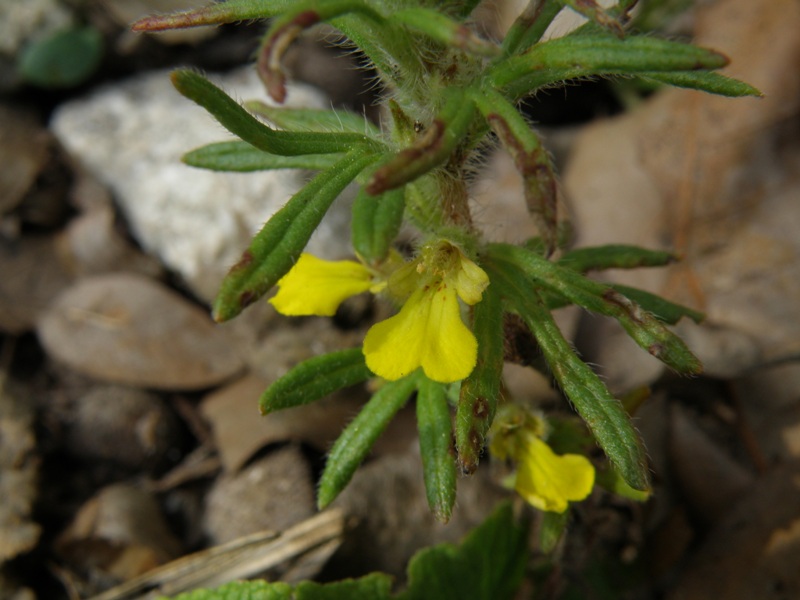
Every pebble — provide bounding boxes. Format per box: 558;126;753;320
37;273;244;390
203;445;315;544
65;385;181;471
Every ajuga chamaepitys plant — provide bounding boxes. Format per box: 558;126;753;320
135;0;759;524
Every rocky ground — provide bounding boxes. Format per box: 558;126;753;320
2;1;800;599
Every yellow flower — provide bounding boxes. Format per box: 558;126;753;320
269;253;384;316
269;241;489;384
363;241;489;383
490;406;595;513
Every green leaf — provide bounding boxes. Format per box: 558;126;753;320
171;70;373;156
639;70;762;97
595;465;651;502
294;574;393;599
246;101;382;137
18;26;103;89
609;283;704;325
484;256;651;491
456;283;504;474
132;0;289;31
160;574;393;600
318;373;419;508
472;86;558;251
163;579;293;600
539;509;569;554
212;148;377;321
535;246;704;324
184;141;340;172
351;187;406;263
399;503;529;600
393;8;499;57
558;244;678;272
487;243;702;374
260;348;372;414
501;0;563;56
416;377;457;523
492;34;730;98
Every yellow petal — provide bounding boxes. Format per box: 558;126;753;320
453;255;489;305
269;253;374;316
514;433;595;513
363;281;478;383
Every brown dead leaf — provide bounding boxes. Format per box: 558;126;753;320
201;374;368;472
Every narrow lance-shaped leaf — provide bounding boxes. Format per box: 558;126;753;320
471;86;558;253
608;283;704;325
351;187;406;263
318;373;420;509
171;69;373;156
403;177;447;233
501;0;563;57
639;71;762;98
131;0;290;31
541;283;705;325
213;148;377;322
183;141;340;172
485;257;650;491
260;348;372;414
456;282;504;474
416;376;457;523
329;12;423;100
491;34;730;98
367;88;477;194
488;243;702;374
246;100;382;137
558;244;678;272
392;8;499;57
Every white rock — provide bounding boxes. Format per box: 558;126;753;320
51;68;352;302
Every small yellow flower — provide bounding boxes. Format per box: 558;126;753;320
269;241;489;384
269;253;384;316
490;406;595;513
363;241;488;383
